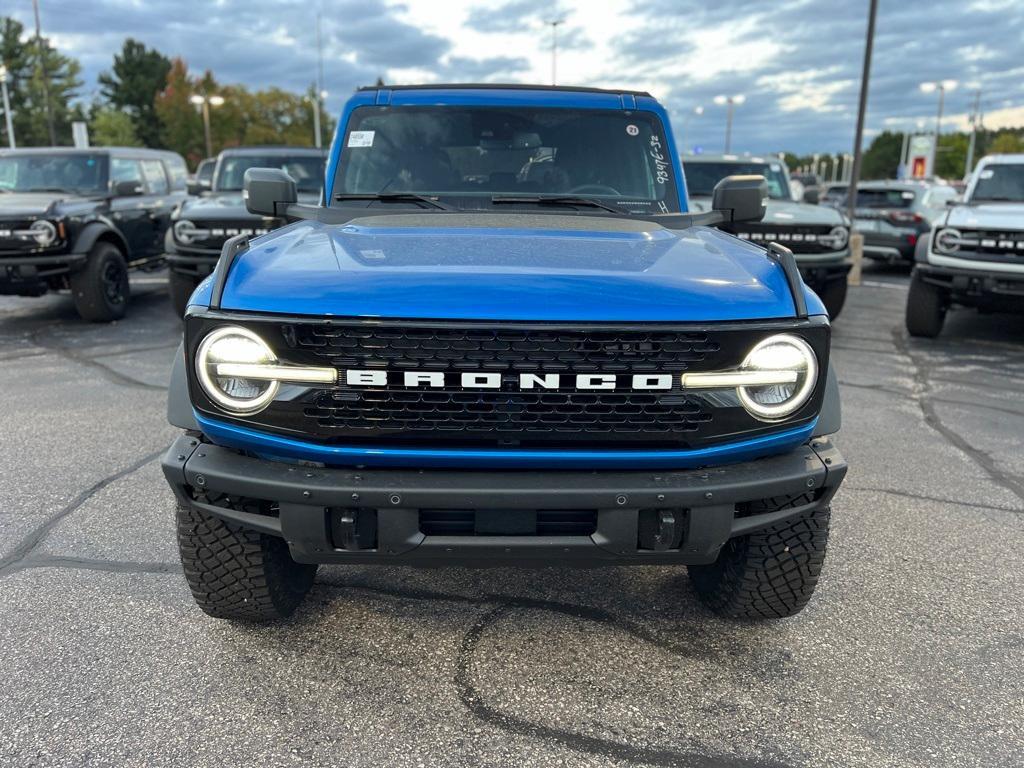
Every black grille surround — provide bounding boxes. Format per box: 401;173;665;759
938;229;1024;265
185;313;830;451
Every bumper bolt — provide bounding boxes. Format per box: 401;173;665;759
657;494;665;502
176;454;185;461
195;475;206;487
302;490;312;499
390;494;402;505
616;495;628;506
351;493;360;502
806;478;815;488
704;492;713;499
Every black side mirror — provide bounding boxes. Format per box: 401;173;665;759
802;187;820;205
244;167;297;216
114;180;144;197
712;175;768;223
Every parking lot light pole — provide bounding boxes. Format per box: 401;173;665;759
546;19;565;86
846;0;878;290
919;79;957;176
0;64;14;149
714;94;744;154
309;89;327;150
190;93;225;159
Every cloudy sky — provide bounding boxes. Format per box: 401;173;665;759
8;0;1024;154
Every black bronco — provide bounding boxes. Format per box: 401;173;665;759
0;147;189;321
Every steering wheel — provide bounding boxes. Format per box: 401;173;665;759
567;184;621;196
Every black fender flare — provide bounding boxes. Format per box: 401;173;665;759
72;222;130;260
914;231;931;264
812;361;841;437
168;342;200;431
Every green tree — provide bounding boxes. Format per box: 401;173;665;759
935;132;969;180
860;130;904;180
154;58;204;165
0;16;82;146
89;107;140;146
987;132;1023;154
98;38;171;148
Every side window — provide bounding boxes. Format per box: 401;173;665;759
164;156;187;192
141;159;169;195
110;157;144;192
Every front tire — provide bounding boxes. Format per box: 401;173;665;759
176;500;317;622
818;278;848;320
70;241;129;322
905;269;947;338
168;270;200;317
689;504;830;619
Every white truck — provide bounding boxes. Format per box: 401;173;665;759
907;154;1024;337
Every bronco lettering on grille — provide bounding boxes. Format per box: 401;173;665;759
342;370;674;391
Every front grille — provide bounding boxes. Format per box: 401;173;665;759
0;219;38;254
954;229;1024;259
728;223;838;254
293;324;717;442
186;316;831;450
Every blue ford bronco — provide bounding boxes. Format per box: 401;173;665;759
162;85;847;622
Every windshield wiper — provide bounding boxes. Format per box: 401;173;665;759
334;192;453;210
25;187;78;194
491;195;628;215
971;196;1022;203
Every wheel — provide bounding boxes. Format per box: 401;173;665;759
689;504;830;619
176;500;317;622
818;278;848;320
168;270;200;317
69;241;129;322
905;269;947;338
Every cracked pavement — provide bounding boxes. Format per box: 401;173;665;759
1;268;1022;768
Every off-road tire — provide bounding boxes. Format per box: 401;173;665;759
905;268;947;338
689;504;830;619
819;278;848;319
70;241;129;322
168;270;200;317
176;500;317;621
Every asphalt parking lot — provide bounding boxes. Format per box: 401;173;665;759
1;267;1022;768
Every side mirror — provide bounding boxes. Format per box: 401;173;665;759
186;181;202;195
114;180;144;197
244;167;296;216
712;175;768;223
802;187;820;205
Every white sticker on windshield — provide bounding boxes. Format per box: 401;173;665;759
348;131;375;148
979;169;995;179
626;124;639;136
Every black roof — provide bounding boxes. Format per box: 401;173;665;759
218;146;324;156
358;83;653;97
0;146;173;156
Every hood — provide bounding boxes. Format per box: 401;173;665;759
205;212;810;322
0;191;98;217
180;191;319;222
943;202;1024;229
689;196;844;226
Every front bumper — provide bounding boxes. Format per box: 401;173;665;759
0;252;87;294
162;433;846;567
917;263;1024;307
166;246;220;278
861;230;918;262
797;258;851;291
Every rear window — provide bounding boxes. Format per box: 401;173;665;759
164;155;188;192
856;188;915;208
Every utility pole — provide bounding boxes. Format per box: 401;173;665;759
898;130;909;179
965;89;982;178
33;0;56;145
846;0;878;289
546;20;565;86
0;64;14;148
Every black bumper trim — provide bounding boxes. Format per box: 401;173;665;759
918;263;1024;298
163;435;846;566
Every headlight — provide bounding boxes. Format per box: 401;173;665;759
29;220;58;246
681;333;818;421
934;227;961;254
735;334;818;420
825;225;848;250
173;219;198;244
195;326;337;415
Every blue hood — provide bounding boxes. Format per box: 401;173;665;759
202;212;821;321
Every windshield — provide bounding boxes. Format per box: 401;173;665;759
854;188;916;208
0;153;107;193
215;154;324;193
684;160;791;200
333;106;681;214
971;163;1024;203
